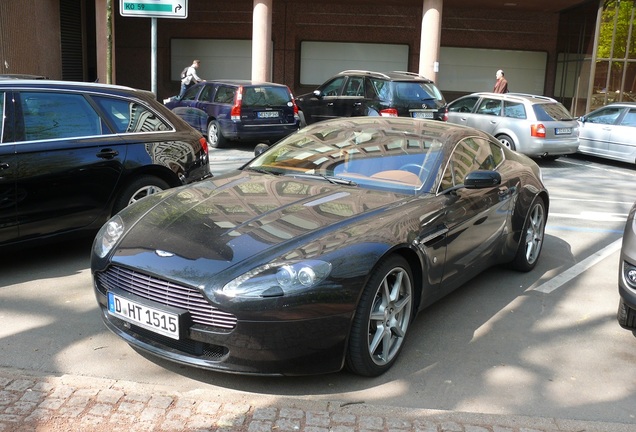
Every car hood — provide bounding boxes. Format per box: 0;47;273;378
109;171;409;286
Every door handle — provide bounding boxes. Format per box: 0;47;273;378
96;149;119;159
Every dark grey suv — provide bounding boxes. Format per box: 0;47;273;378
295;70;448;126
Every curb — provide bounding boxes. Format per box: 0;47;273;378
0;367;633;432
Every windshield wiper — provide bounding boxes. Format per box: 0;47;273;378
246;166;282;175
289;173;357;186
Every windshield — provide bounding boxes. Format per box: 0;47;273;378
247;120;444;194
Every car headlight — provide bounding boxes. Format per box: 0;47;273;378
222;260;332;298
93;215;125;258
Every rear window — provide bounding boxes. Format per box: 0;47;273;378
533;102;574;122
242;86;291;108
393;82;444;102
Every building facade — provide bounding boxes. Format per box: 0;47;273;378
0;0;634;116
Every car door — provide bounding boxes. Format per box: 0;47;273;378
447;96;480;126
302;76;347;123
336;76;366;117
469;97;503;135
578;106;622;156
437;137;510;291
170;84;208;133
606;107;636;163
0;90;19;244
13;90;127;242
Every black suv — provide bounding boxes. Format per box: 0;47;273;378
295;70;447;126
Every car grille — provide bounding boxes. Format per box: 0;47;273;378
96;265;237;330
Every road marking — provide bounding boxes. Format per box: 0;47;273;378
554;158;636;177
531;238;622;294
549;212;628;222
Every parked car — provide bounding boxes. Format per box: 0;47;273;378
618;201;636;330
164;80;300;148
92;116;549;377
447;92;579;159
295;70;448;126
577;102;636;164
0;79;211;250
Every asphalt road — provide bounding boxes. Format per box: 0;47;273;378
1;149;635;427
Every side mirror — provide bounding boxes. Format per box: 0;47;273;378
313;89;323;99
254;143;270;156
464;170;501;189
578;116;586;123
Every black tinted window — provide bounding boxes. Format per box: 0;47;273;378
92;96;170;133
0;92;4;142
20;92;101;141
394;82;443;102
440;137;499;191
214;86;236;104
242;86;291;108
320;77;346;97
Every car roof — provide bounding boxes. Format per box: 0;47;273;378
463;92;558;104
337;70;434;83
0;79;158;100
201;80;289;88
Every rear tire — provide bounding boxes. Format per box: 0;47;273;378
346;255;414;377
498;134;516;151
207;120;227;148
618;299;636;329
510;197;546;272
112;175;169;215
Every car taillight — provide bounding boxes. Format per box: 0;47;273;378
288;87;300;120
231;86;243;121
442;107;448;122
531;123;546;138
380;108;399;117
199;136;208;155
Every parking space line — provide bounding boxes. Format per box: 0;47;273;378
531;238;622;294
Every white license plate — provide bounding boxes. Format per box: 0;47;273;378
555;127;572;135
412;112;434;119
108;292;180;339
257;111;279;118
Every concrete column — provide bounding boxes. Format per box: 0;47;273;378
252;0;272;82
419;0;443;83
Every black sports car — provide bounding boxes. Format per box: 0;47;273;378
92;117;549;377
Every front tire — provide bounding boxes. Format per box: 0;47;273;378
510;197;546;271
618;299;636;329
207;120;227;148
112;175;169;215
346;255;414;377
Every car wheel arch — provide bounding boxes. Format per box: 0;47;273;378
111;169;179;215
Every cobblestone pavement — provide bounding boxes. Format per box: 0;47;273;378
0;368;634;432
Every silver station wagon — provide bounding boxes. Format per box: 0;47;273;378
447;92;579;159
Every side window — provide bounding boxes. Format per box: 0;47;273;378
440;137;498;191
449;96;479;113
370;78;390;100
344;77;364;96
619;109;636;127
320;77;346;97
0;92;4;143
92;96;170;133
587;107;622;125
504;101;527;119
199;85;215;102
20;92;101;141
213;86;236;104
181;85;199;101
476;98;502;116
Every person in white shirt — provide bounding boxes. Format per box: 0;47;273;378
177;59;204;100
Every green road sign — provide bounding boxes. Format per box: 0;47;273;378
120;0;188;19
